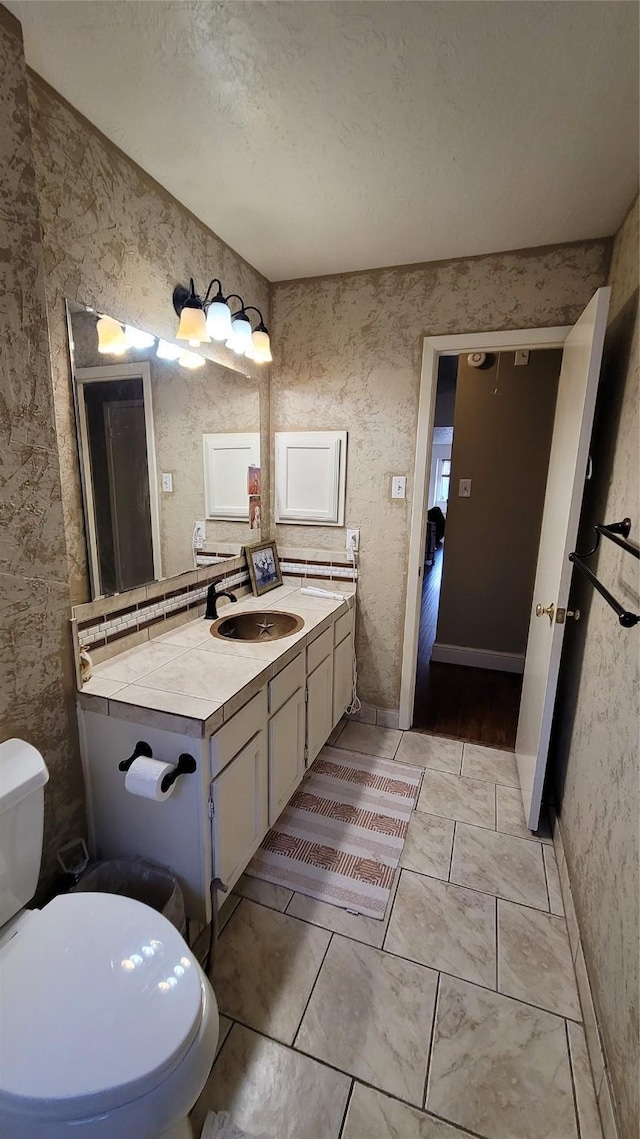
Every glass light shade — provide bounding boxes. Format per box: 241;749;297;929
97;315;128;355
206;300;233;342
176;304;210;345
156;339;182;361
251;329;272;363
225;333;244;355
124;325;155;349
178;350;205;369
230;313;253;354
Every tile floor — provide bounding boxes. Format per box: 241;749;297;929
192;725;603;1139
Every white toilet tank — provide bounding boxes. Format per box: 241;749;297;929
0;740;49;928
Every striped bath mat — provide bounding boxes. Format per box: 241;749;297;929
245;745;421;919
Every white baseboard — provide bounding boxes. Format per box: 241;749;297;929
430;643;525;673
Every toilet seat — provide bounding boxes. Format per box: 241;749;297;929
0;892;205;1124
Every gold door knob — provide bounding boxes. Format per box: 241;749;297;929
535;602;555;622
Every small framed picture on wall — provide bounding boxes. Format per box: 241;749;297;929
244;540;283;597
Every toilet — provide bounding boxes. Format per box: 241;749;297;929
0;739;219;1139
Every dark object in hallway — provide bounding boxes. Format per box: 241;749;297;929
413;547;522;747
427;506;446;544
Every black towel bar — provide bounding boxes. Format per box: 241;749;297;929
569;518;639;628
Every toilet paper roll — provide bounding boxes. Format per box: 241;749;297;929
124;756;177;801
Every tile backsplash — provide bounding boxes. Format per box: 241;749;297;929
71;546;358;685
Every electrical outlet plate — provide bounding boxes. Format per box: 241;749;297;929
161;473;173;492
193;521;206;549
346;528;360;552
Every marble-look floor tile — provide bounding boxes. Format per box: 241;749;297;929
400;811;454;880
92;640;186;684
497;900;580;1019
215;1015;233;1059
496;784;553;843
543;846;564;915
450;823;549;910
385;871;496;988
191;1023;350;1139
232;874;293;912
396;733;463;774
567;1022;604;1139
212;900;330;1044
296;934;437;1105
427;974;578;1139
462;742;520;787
285;874;398;948
327;719;346;745
335;721;402;758
342;1083;471;1139
418;770;495;829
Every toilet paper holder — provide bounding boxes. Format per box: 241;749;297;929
118;741;197;791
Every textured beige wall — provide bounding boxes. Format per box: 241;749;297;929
552;197;639;1139
70;309;262;581
26;73;270;606
0;10;85;887
436;349;561;657
271;241;611;708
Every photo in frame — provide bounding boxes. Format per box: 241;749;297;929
244;540;283;596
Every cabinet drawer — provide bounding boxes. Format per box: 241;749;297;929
269;652;305;715
211;688;267;777
306;626;333;674
333;609;352;647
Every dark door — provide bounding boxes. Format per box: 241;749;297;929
103;399;155;592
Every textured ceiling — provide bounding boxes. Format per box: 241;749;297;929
9;0;639;280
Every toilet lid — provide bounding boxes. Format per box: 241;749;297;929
0;892;205;1121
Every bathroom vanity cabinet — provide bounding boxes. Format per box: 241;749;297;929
78;599;354;926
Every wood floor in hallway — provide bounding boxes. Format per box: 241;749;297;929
412;544;523;748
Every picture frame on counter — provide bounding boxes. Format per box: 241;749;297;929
244;540;283;597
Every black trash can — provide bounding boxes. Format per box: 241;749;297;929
73;858;186;935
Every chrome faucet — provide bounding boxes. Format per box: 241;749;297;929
205;584;237;620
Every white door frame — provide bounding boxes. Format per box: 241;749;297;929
399;325;572;730
75;362;162;596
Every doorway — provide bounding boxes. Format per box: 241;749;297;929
399;326;572;732
75;362;162;596
412;349;562;746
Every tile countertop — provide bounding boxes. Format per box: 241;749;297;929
78;585;356;739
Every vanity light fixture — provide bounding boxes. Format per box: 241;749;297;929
96;314;128;355
175;279;210;346
156;339;182;361
177;349;206;370
125;325;155;350
173;279;272;363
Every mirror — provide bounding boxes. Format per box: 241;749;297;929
67;301;263;598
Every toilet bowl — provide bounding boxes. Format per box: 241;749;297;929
0;740;219;1139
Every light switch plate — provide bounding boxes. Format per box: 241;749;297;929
391;476;407;499
161;473;173;493
458;478;472;498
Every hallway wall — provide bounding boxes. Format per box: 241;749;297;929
552;195;639;1139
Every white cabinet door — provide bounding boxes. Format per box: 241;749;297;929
269;687;306;824
211;728;268;893
307;653;334;765
333;635;353;726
